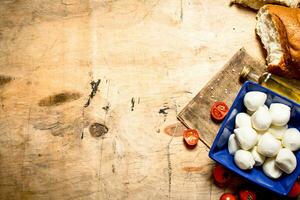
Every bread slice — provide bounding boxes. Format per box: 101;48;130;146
256;5;300;79
230;0;299;10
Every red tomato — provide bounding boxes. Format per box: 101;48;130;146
288;181;300;197
183;129;199;146
213;164;232;187
239;189;256;200
220;193;236;200
211;102;229;121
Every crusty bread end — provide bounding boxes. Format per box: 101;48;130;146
256;5;300;79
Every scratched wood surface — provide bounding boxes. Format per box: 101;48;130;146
0;0;275;199
178;48;266;148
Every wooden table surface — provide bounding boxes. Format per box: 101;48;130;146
0;0;266;199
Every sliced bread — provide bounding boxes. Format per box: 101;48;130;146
256;5;300;79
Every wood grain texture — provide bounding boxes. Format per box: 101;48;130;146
0;0;285;199
178;48;266;147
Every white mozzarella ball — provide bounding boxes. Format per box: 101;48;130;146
247;105;268;116
263;158;283;179
275;148;297;174
256;130;267;141
244;91;267;112
268;125;288;140
228;134;240;155
234;150;255;170
235;113;252;128
251;146;266;166
282;128;300;151
257;133;281;157
234;127;258;150
269;103;291;126
251;106;272;131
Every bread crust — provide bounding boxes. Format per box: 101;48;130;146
267;13;294;77
261;5;300;79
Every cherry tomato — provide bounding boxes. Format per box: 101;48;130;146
220;193;236;200
239;189;256;200
288;181;300;197
211;102;229;121
213;164;232;187
183;129;199;146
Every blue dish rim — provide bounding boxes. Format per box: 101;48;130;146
208;80;300;196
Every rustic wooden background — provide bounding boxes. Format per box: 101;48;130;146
0;0;271;199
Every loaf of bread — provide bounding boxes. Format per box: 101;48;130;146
256;5;300;79
230;0;299;10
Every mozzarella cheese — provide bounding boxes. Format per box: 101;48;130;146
275;148;297;174
234;127;258;150
256;130;267;141
282;128;300;151
226;91;296;176
251;106;272;131
268;125;288;140
228;134;240;155
269;103;291;126
246;105;268;116
251;146;266;166
263;158;283;179
244;91;267;112
234;150;255;170
257;133;281;157
235;112;252;128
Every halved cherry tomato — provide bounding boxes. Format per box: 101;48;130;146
239;189;256;200
183;129;199;146
288;181;300;197
211;102;229;121
213;164;232;187
220;193;236;200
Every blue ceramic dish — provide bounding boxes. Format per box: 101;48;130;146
209;81;300;196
